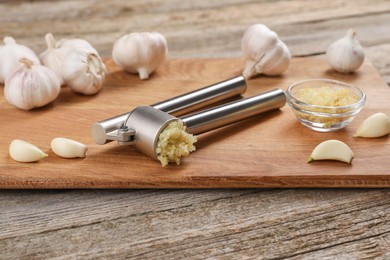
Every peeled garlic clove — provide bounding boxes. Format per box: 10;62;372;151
51;137;87;158
112;32;168;80
354;113;390;138
326;29;365;73
62;49;106;95
9;139;47;163
308;140;354;164
4;58;61;110
0;36;40;83
241;24;291;79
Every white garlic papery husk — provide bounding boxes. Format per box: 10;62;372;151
4;58;61;110
62;48;106;95
57;37;95;51
241;24;291;79
0;37;40;84
326;29;365;73
40;33;106;94
112;32;168;80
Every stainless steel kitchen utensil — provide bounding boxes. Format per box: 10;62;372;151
92;76;247;145
92;81;286;162
183;88;286;135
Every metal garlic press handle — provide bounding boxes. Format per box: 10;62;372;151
182;88;286;135
93;76;246;144
152;76;246;116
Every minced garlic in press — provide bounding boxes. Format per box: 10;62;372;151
156;120;197;167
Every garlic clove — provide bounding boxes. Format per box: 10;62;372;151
0;36;40;83
241;24;291;79
326;29;365;73
51;137;87;158
9;139;48;163
4;58;61;110
354;113;390;138
308;140;354;164
112;32;168;80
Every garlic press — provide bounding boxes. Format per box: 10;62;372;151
92;76;286;162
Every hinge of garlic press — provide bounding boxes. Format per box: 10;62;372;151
106;125;136;145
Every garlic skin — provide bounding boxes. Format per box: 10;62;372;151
308;140;354;164
326;29;365;73
241;24;291;79
0;37;40;84
4;58;61;110
9;139;48;163
112;32;168;80
354;113;390;138
51;137;87;158
40;33;106;95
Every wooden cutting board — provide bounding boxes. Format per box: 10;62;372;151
1;56;390;188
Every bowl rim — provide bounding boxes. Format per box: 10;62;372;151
286;78;366;110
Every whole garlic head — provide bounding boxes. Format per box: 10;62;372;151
0;37;40;83
40;33;106;95
4;58;61;110
112;32;168;80
62;49;106;95
241;24;291;79
326;29;365;73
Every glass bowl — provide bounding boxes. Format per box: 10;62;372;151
286;78;366;132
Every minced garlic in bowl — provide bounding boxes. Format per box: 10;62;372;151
295;86;359;107
156;120;197;167
286;79;366;132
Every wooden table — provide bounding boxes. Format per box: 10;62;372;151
1;0;390;258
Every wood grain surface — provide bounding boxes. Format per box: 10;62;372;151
1;0;390;259
1;56;389;188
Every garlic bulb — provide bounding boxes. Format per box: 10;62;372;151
354;113;390;138
0;37;40;83
4;58;61;110
9;139;47;163
40;33;106;95
51;137;87;158
326;29;365;73
112;32;168;80
241;24;291;79
62;48;106;95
